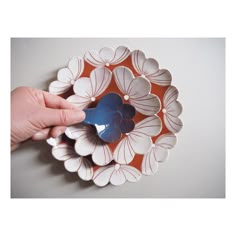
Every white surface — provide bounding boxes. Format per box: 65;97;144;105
11;38;225;198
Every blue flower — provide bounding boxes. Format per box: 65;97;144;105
83;93;136;143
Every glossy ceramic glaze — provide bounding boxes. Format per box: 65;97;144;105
83;93;135;143
47;46;183;186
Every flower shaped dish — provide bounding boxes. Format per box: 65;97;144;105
47;46;183;187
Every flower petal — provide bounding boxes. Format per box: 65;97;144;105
64;157;82;172
155;133;177;149
77;157;93;181
121;165;142;182
110;168;126;186
113;137;135;164
114;116;162;164
166;100;183;117
164;86;179;107
142;58;159;76
110;46;130;64
68;56;84;79
131;50;146;74
65;124;91;140
129;116;162;154
84;50;103;67
141;148;159;175
99;47;114;64
73;67;112;101
148;69;172;86
120;119;135;133
57;68;73;83
113;66;134;95
134;115;162;137
128;77;151;99
130;94;161;116
52;144;76;161
74;132;98;156
164;114;183;133
49;80;71;95
67;94;91;110
128;134;152;155
92;140;113;166
93;166;115;187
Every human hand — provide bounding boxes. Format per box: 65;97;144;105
11;87;85;151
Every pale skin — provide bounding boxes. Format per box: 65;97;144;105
11;87;85;151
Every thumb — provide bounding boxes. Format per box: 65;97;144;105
39;108;86;127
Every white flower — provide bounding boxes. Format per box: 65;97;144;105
67;67;112;110
113;116;162;164
93;163;142;187
141;133;177;175
65;124;113;166
113;66;161;116
49;56;84;94
162;86;183;133
131;50;172;86
52;144;93;181
84;46;130;67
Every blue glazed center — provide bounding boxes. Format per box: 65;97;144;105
83;93;136;143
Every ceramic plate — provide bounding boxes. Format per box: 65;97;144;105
47;46;183;187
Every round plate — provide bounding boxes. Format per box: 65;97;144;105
47;46;183;187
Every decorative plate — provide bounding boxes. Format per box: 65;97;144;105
47;46;183;187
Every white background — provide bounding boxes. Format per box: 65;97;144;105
11;38;225;198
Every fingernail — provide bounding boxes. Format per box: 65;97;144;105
74;110;86;122
33;132;45;140
55;128;65;137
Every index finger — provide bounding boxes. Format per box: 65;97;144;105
42;90;76;110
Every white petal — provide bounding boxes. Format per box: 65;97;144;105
65;124;90;140
142;148;159;175
134;116;162;137
77;158;93;181
92;141;113;166
142;58;159;76
67;94;91;110
110;46;130;64
113;137;135;164
68;56;84;79
113;66;134;95
164;86;179;107
166;100;183;117
148;69;172;86
155;133;177;149
64;157;82;172
128;77;151;99
110;168;126;186
89;67;112;96
57;68;73;83
84;50;103;67
73;67;112;99
153;146;169;163
129;133;152;154
120;165;142;182
74;133;98;156
52;144;76;161
99;47;114;64
73;77;92;98
93;166;115;187
49;80;71;95
130;94;161;116
131;50;146;74
164;114;183;133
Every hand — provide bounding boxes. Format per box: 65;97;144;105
11;87;85;151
